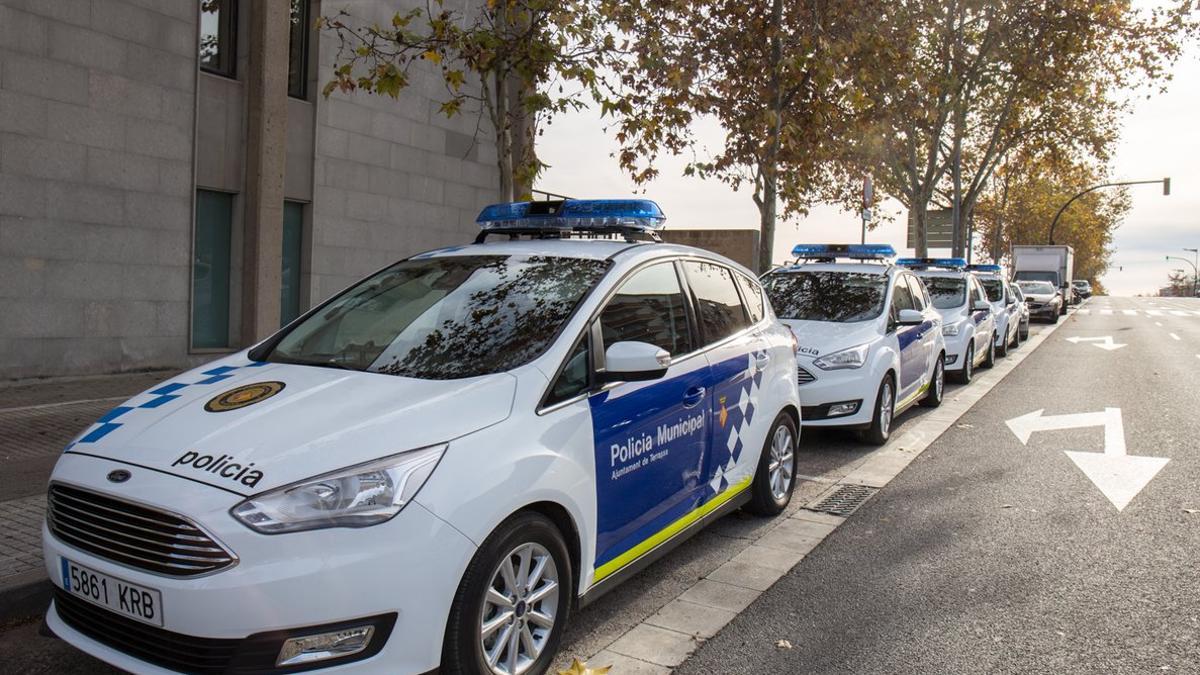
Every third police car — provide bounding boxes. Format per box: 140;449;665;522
761;244;946;445
42;199;801;674
897;258;997;384
968;264;1020;357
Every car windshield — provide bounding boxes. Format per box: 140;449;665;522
763;270;886;322
266;255;610;379
1073;281;1089;288
1018;281;1055;294
980;279;1005;302
921;276;966;309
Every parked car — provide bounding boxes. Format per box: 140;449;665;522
1008;281;1031;341
1072;279;1093;300
896;258;998;385
761;244;946;446
42;199;803;675
967;264;1020;357
1016;280;1064;323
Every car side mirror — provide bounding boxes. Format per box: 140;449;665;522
897;308;924;326
598;341;670;383
973;300;991;312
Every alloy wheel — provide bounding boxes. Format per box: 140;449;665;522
479;543;560;674
879;380;894;437
767;424;795;501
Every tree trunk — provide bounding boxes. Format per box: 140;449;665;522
951;132;963;258
492;3;514;202
756;0;785;274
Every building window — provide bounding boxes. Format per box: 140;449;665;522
288;0;310;98
193;190;234;349
280;201;304;325
200;0;237;77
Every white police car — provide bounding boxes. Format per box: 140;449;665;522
968;264;1020;357
761;245;946;446
898;258;997;384
42;199;801;675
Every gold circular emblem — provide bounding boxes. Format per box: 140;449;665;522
204;381;285;413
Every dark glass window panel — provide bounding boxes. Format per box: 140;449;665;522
736;272;765;323
599;262;693;356
763;271;886;323
288;0;309;98
980;278;1005;302
922;276;967;310
199;0;236;77
547;336;590;405
280;201;304;325
905;275;927;311
267;255;610;379
891;276;916;316
192;190;233;349
683;261;750;344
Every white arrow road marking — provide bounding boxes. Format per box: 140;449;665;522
1065;336;1127;351
1171;310;1190;317
1005;407;1168;511
1147;310;1165;317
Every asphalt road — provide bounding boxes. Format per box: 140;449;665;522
677;296;1200;675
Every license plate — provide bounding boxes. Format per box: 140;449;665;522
60;558;164;627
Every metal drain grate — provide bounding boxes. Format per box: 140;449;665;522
808;484;878;517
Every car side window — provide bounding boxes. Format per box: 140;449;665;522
546;335;590;405
599;262;694;357
682;261;751;345
891;275;916;314
905;275;928;311
970;278;986;305
736;273;766;323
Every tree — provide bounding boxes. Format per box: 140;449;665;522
602;0;892;271
1163;270;1192;297
320;0;615;201
857;0;1195;256
974;151;1129;285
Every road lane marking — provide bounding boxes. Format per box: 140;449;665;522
1123;309;1138;316
1005;407;1169;511
1171;310;1190;316
1100;309;1113;315
1065;336;1126;351
1171;333;1181;341
1146;310;1165;316
1156;322;1163;327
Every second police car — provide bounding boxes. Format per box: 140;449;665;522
897;258;998;385
761;245;946;446
42;200;802;675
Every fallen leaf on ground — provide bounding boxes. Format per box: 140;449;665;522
1000;504;1015;509
956;423;974;429
776;639;793;650
1183;509;1199;514
558;658;611;675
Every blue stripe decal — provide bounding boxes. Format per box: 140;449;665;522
79;422;122;443
96;406;134;423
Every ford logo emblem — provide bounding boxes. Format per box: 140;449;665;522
107;470;131;483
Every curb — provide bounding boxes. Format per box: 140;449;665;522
0;570;51;625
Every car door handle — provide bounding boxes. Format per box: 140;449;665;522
682;386;706;408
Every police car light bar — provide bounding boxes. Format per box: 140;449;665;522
476;199;667;234
966;264;1003;273
896;257;967;270
791;244;896;261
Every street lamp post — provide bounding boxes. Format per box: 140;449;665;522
1047;178;1171;245
1167;256;1198;298
1185;247;1199;297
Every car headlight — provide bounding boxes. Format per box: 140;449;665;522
812;343;869;370
231;445;446;534
942;323;960;336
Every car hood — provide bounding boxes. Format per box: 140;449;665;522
64;356;517;496
778;318;881;359
1024;292;1058;302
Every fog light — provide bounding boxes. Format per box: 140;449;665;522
277;625;375;667
944;354;958;365
827;401;860;417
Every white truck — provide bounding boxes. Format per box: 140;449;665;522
1012;245;1075;315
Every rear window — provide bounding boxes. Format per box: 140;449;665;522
266;255;610;379
763;270;886;322
921;276;966;310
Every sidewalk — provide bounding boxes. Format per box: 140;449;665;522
0;370;176;623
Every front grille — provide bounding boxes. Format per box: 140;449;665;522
797;366;816;385
53;589;398;674
47;483;236;577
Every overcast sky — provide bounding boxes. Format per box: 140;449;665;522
539;15;1200;297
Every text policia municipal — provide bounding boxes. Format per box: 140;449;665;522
609;413;705;480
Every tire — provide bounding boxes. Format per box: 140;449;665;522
442;512;572;675
921;355;945;408
982;334;997;369
746;412;798;516
951;342;974;384
1052;312;1061;324
996;330;1008;358
859;375;895;446
1020;326;1029;341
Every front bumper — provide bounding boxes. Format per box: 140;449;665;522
1027;302;1059;319
942;329;973;373
796;363;876;427
43;453;475;674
